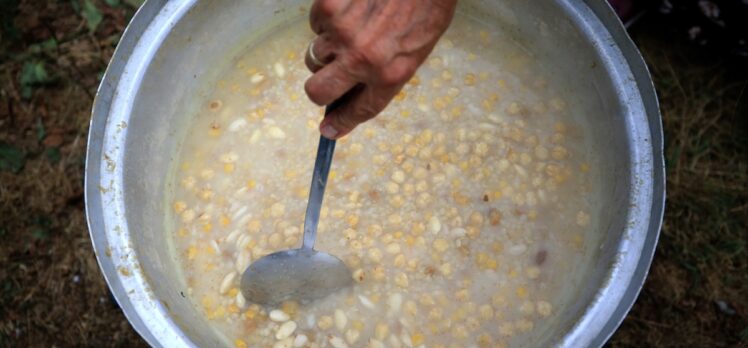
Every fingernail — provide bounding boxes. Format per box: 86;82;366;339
320;124;338;139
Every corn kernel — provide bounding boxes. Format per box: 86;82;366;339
375;323;389;340
173;201;186;213
537;301;552;317
411;332;425;345
281;300;299;317
201;222;213;233
394;90;407;101
464;73;476;86
318;315;333;330
516;287;528;299
219;215;230;226
395;273;409;287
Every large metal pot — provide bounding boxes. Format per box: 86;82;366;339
85;0;665;347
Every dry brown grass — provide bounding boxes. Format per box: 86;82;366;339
608;17;748;348
0;3;746;348
0;1;147;347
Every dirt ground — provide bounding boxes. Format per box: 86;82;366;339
0;1;746;347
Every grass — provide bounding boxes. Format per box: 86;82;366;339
0;2;746;347
608;17;748;348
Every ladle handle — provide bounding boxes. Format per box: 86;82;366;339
302;102;341;250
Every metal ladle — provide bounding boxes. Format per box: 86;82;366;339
240;104;351;306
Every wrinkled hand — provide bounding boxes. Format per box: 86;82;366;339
304;0;457;139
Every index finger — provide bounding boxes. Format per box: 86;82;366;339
304;60;359;106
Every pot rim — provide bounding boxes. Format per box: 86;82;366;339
85;1;665;347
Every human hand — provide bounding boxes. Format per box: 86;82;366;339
304;0;458;139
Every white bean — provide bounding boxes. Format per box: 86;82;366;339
235;291;246;308
269;309;290;322
273;338;293;348
250;73;265;84
275;321;297;340
249;129;261;144
428;216;441;234
228;118;247;132
334;309;347;331
219;271;236;294
345;329;360;344
400;331;413;347
358;295;375;310
268;126;286;139
210;239;221;255
388;293;402;314
225;229;242;244
388;334;402;348
235;250;251;273
293;334;308;347
329;336;348;348
369;339;385;348
274;62;286;77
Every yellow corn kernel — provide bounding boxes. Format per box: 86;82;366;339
202;222;213;233
476;253;498;270
227;304;240;314
405;235;416;247
394;90;407;101
411;332;425;345
204;245;216;255
329;170;337;180
228;288;239;297
408;75;420;86
173;201;187;213
477;333;492;347
247;219;261;234
177;228;187;237
223;163;235;173
281;300;299;317
450;106;464;118
198;188;213;201
433;239;449;253
517;286;528;299
201;295;213;309
219;215;230;227
208;128;221;137
244;307;258;320
347;215;360;227
234;339;247;348
187;246;198;260
464;73;476;86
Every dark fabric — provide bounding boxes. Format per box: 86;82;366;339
608;0;748;60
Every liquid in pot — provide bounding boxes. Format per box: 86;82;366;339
169;14;596;348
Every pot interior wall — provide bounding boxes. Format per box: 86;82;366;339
120;0;636;346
